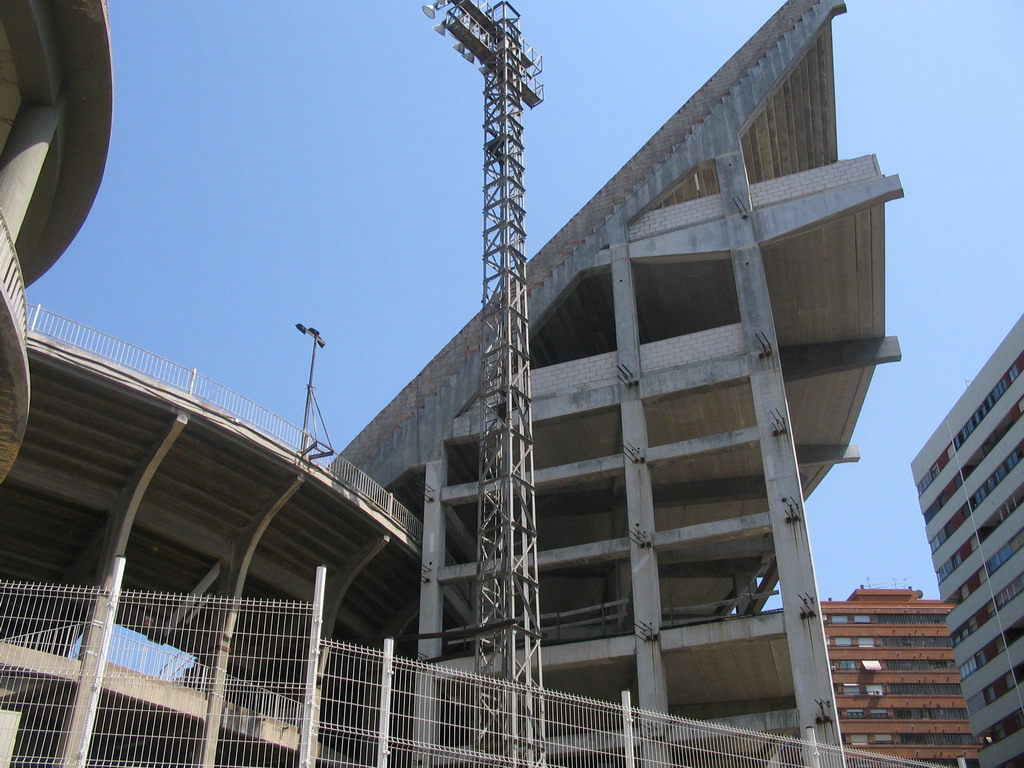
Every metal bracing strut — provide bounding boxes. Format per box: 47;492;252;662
423;2;544;764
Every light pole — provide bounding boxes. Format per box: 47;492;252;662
295;323;333;461
423;2;545;765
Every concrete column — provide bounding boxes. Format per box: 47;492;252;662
194;474;304;765
197;600;238;768
717;151;840;745
0;97;64;242
418;459;447;659
97;414;188;583
611;244;640;377
611;244;668;713
415;459;446;767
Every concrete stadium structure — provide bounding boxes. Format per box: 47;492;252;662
0;1;422;638
0;0;112;482
6;315;422;631
344;0;903;744
0;0;911;762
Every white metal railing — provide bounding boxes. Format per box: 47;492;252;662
0;209;26;337
3;620;85;656
25;304;421;542
541;599;629;643
0;577;941;768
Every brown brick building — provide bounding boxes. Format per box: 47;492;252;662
823;588;982;765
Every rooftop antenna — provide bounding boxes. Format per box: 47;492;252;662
423;2;545;764
295;324;334;461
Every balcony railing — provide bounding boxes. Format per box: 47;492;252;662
25;304;421;542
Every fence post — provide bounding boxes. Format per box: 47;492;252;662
300;566;326;768
59;556;125;768
30;304;40;331
376;637;395;768
621;690;636;768
804;725;823;768
197;598;240;768
188;368;198;395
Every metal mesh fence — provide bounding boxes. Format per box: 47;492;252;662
0;577;938;768
0;581;100;765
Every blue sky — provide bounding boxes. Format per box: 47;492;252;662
29;2;1024;602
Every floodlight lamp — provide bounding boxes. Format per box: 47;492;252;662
453;42;466;54
295;323;308;334
433;22;447;36
423;2;450;18
478;64;489;74
462;50;475;63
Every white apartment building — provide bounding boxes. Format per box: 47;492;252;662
913;313;1024;768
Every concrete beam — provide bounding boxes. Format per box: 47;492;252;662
780;336;901;380
536;453;626;490
452;354;750;440
443;453;626;506
629;219;738;261
646;427;759;466
538;611;786;671
5;456;115;510
711;708;800;733
443;428;758;507
641;355;749;402
795;444;860;466
660;610;786;653
653;512;771;551
438;512;770;583
628;175;903;263
753;175;904;245
452;379;623;439
795;333;892;379
537;537;629;573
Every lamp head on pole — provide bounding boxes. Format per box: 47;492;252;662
296;323;326;348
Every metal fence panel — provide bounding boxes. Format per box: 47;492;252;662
0;581;101;766
0;579;941;768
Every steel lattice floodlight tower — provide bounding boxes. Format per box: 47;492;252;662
423;1;545;763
